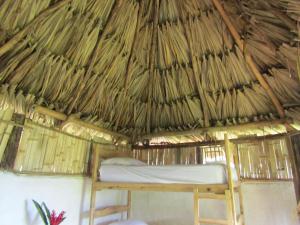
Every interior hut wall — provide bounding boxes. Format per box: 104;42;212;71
130;182;299;225
0;112;298;225
131;140;298;225
133;137;294;181
0;116;127;225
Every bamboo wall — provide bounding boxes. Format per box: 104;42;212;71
133;137;293;180
12;120;90;174
238;138;293;180
133;145;225;165
0;109;14;162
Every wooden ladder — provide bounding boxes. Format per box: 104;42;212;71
193;134;244;225
193;188;244;225
89;188;131;225
89;145;132;225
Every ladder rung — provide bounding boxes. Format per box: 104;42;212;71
199;218;228;225
94;205;128;217
198;193;226;200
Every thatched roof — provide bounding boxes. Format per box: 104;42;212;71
0;0;299;140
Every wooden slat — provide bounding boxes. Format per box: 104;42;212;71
198;193;226;200
94;205;128;217
95;182;230;193
199;218;228;225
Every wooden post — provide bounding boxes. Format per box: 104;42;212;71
194;188;199;225
89;143;100;225
225;190;234;225
0;114;25;169
127;190;132;219
224;134;237;225
286;135;300;201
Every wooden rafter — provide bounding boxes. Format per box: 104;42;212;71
141;118;291;139
210;0;285;118
0;0;72;58
146;0;160;133
67;0;119;114
34;106;130;141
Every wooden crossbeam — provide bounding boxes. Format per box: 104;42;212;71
210;0;285;118
199;218;228;225
94;205;128;217
141;118;290;139
34;106;130;141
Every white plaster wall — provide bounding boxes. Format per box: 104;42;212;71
0;171;126;225
131;182;299;225
0;171;299;225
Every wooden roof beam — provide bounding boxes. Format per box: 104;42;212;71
141;118;292;139
34;106;130;141
210;0;285;118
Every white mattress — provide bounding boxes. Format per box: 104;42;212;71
100;163;237;184
108;220;148;225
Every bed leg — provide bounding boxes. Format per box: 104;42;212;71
127;190;131;219
225;190;235;225
194;189;199;225
237;186;244;225
89;187;96;225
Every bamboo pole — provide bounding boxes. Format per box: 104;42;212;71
210;0;285;118
0;0;72;58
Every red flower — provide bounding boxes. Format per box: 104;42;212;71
50;210;65;225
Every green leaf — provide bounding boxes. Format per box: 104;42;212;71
42;202;51;222
32;200;48;225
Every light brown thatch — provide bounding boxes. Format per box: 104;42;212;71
0;0;299;140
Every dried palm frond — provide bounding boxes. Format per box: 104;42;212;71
267;68;300;105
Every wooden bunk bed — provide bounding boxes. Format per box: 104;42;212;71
89;134;244;225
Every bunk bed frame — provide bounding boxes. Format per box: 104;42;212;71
89;134;244;225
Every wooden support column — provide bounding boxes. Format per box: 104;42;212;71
127;190;132;219
224;133;237;225
286;134;300;201
0;114;25;169
89;143;101;225
194;188;199;225
210;0;285;118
